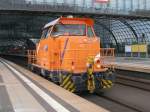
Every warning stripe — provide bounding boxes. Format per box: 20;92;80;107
103;80;112;86
101;79;113;89
88;69;93;75
67;83;75;92
67;83;75;91
106;80;112;85
70;88;76;93
61;75;71;87
64;81;71;89
105;85;111;88
102;80;108;85
62;75;67;79
60;74;76;92
103;86;107;89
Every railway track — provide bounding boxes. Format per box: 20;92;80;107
85;74;150;112
101;96;141;112
96;93;143;112
82;93;143;112
116;75;150;92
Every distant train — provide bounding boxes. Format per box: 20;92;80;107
28;16;115;93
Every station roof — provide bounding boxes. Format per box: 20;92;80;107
1;12;150;54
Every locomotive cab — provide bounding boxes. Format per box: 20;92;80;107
28;17;115;93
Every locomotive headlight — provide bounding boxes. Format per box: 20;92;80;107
97;64;101;68
96;59;101;68
94;53;101;68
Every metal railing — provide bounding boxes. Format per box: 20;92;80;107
27;48;115;70
100;48;115;68
27;50;36;64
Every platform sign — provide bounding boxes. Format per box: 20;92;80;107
131;45;139;52
94;0;109;3
138;44;147;52
125;45;131;52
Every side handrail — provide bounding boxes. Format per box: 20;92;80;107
27;48;115;69
27;50;36;64
100;48;115;68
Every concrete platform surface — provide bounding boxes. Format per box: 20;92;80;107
115;57;150;73
0;58;109;112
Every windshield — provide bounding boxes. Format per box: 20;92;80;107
51;24;86;36
41;28;48;38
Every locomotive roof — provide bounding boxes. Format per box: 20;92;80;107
43;17;94;29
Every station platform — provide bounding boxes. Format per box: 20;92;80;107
0;58;108;112
115;57;150;73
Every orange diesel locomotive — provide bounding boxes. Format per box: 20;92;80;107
28;16;115;93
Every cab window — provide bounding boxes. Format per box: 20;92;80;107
41;28;48;39
51;24;86;36
41;27;52;39
87;26;94;38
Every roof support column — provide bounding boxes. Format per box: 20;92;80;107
119;19;138;43
95;20;119;51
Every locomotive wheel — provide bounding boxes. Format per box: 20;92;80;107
30;65;34;72
41;69;48;78
28;65;35;72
